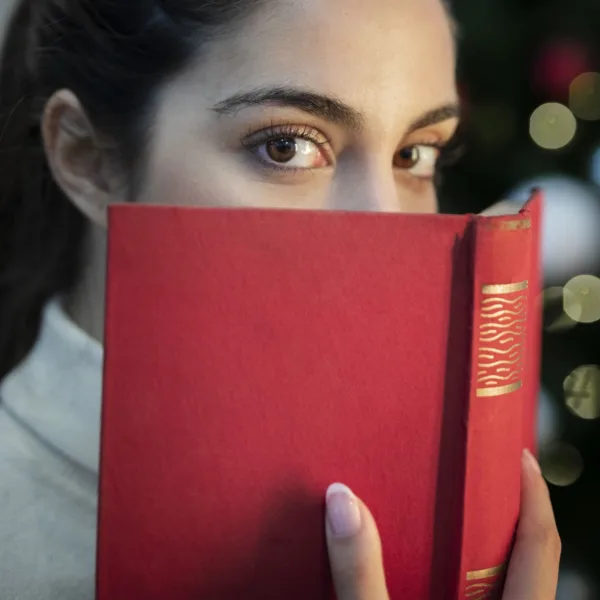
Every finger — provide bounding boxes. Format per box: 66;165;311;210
325;483;389;600
502;449;561;600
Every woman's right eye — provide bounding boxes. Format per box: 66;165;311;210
252;136;330;170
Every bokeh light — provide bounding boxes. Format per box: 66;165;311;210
530;103;577;150
589;145;600;186
569;72;600;121
508;176;600;283
563;275;600;323
481;200;521;216
532;41;591;98
557;570;596;600
564;365;600;420
540;441;584;487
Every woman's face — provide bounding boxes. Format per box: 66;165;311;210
138;0;458;214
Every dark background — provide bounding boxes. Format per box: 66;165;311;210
444;1;600;596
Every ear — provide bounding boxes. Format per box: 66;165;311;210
41;90;128;228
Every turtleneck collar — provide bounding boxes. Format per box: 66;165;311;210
0;299;104;474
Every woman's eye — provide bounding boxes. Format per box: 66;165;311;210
254;136;329;170
394;145;440;179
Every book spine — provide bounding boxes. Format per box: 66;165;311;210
457;205;539;600
523;192;543;455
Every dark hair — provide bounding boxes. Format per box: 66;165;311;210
0;0;265;380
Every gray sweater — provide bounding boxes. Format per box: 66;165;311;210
0;301;102;599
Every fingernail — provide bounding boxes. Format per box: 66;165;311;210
522;449;542;475
326;483;362;539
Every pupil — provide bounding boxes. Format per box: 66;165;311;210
397;147;419;168
267;138;297;163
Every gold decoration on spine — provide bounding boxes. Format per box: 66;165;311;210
476;281;528;398
465;563;507;599
482;281;528;295
466;565;505;580
476;381;522;398
482;218;532;231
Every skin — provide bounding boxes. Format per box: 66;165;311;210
40;0;560;596
326;450;561;599
43;0;458;341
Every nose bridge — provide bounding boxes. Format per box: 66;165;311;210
328;159;400;213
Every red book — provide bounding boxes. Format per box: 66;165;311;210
97;192;542;600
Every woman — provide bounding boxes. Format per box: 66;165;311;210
0;0;560;598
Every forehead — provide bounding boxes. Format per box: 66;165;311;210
184;0;456;124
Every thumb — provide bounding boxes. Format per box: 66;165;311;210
502;450;561;600
325;483;389;600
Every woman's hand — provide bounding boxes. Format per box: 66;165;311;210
325;449;561;600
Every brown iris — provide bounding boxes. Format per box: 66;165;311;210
395;146;419;168
266;138;297;163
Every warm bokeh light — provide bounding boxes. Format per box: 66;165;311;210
557;570;596;600
564;365;600;420
540;441;584;487
529;103;577;150
563;275;600;323
569;72;600;121
543;287;580;333
532;41;591;98
507;176;600;283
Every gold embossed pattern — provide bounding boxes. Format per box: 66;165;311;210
482;218;532;232
476;282;528;398
465;564;506;599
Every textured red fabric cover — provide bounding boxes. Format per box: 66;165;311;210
458;193;542;600
97;202;540;600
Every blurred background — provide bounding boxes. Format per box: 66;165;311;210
0;0;598;596
441;1;600;597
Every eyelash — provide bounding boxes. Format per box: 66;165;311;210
432;132;465;186
241;123;464;178
241;123;330;173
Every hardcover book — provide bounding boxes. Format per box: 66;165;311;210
97;192;542;600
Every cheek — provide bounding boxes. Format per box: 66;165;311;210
138;148;439;215
401;187;438;214
138;157;201;207
136;95;249;207
137;135;249;208
137;121;332;210
138;149;330;209
136;126;203;206
138;105;439;214
392;169;439;214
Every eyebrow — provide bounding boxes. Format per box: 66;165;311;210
212;85;460;134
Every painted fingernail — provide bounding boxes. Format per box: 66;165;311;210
523;448;542;475
326;483;362;538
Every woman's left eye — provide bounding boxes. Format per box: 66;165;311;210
394;145;441;179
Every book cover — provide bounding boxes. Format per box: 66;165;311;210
97;192;542;600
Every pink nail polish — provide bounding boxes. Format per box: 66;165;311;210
523;448;542;475
326;483;362;538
